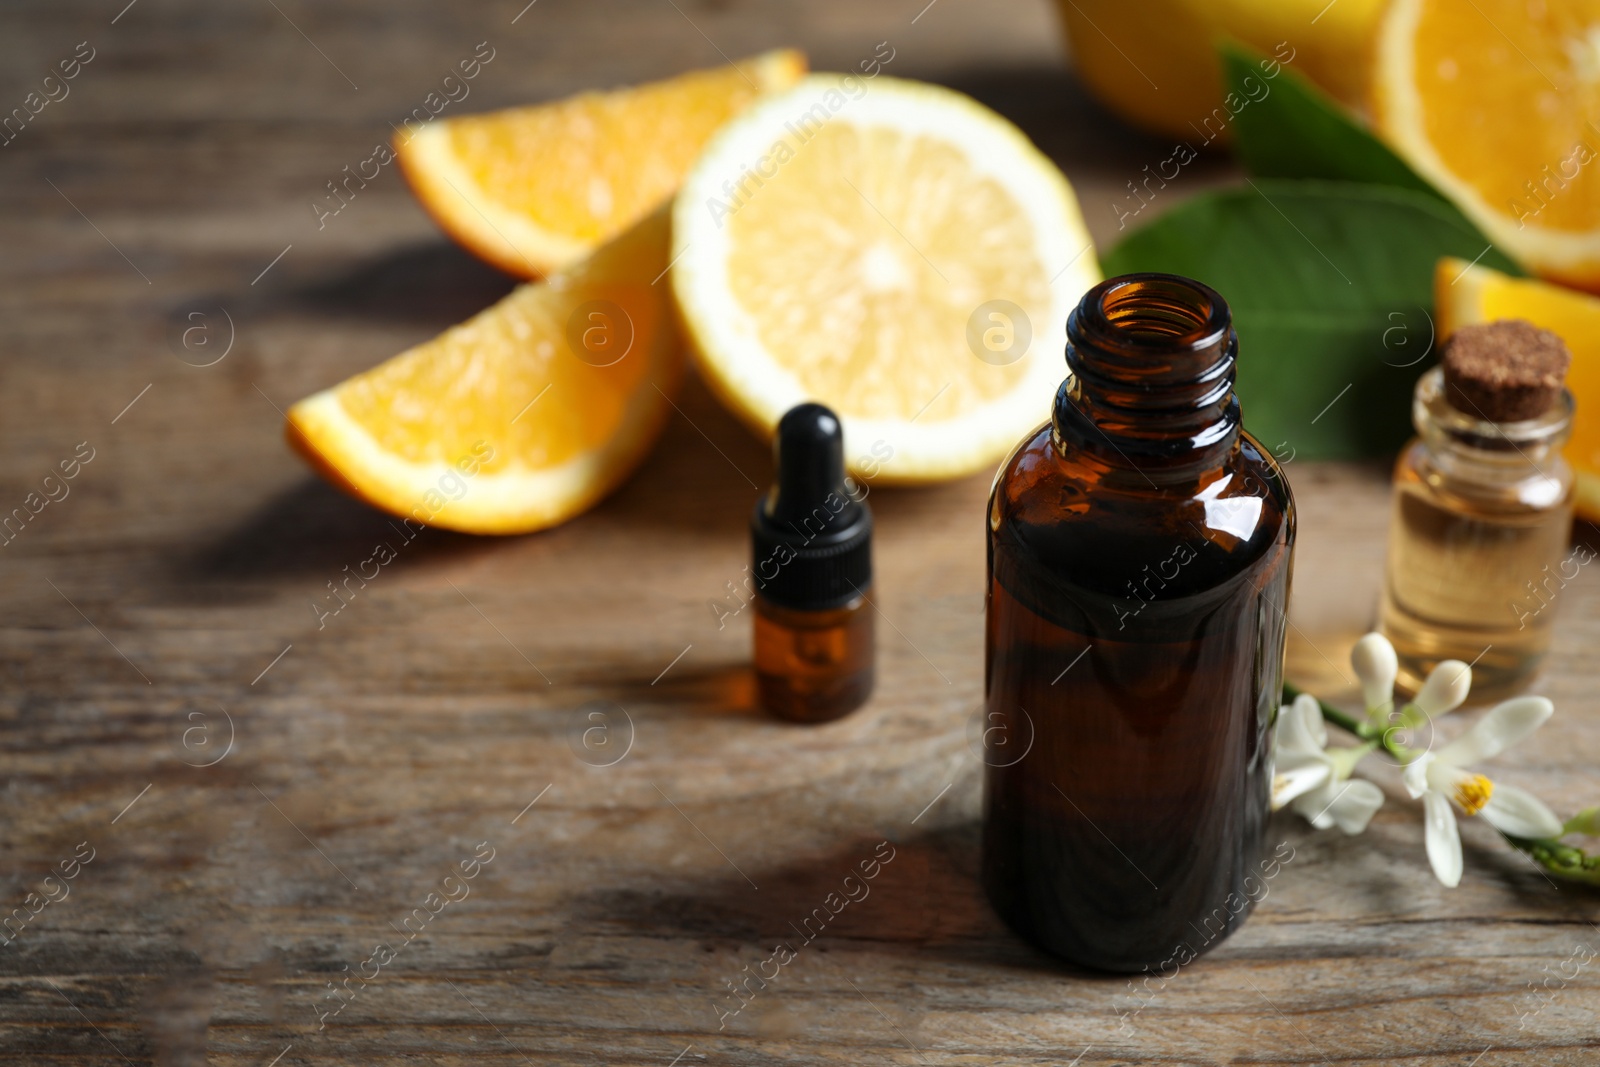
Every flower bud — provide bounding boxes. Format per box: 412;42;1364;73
1564;806;1600;837
1350;632;1398;714
1414;660;1471;716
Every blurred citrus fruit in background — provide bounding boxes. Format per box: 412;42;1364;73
397;49;805;278
287;209;683;534
1376;0;1600;292
671;74;1100;484
1437;255;1600;520
1054;0;1384;141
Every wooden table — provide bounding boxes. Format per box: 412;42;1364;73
4;0;1598;1062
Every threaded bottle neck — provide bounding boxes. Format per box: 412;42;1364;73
1053;273;1240;481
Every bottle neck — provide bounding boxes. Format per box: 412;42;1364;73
1052;274;1241;485
1412;365;1574;489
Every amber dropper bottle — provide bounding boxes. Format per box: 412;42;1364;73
751;403;875;723
983;273;1295;973
1379;319;1576;701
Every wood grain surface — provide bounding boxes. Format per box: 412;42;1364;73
2;0;1598;1063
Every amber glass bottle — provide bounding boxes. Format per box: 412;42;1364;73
752;403;875;723
983;273;1295;973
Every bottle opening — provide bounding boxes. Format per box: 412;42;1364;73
1092;274;1230;351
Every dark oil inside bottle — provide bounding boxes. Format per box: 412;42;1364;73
982;274;1295;973
754;591;875;722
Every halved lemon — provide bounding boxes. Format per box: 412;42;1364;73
286;208;683;534
671;74;1100;484
1436;255;1600;520
1375;0;1600;290
396;49;806;279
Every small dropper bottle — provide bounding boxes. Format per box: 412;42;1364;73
750;403;875;723
1379;319;1576;701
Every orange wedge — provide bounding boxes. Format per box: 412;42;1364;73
1436;255;1600;519
396;49;806;279
1375;0;1600;291
286;208;684;535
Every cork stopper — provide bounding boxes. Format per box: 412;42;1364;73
1441;319;1570;422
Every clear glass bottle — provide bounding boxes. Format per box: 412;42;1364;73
1378;365;1575;701
983;273;1295;972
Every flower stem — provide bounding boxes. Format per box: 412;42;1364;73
1498;832;1600;887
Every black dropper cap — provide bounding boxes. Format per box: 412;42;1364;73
751;403;873;611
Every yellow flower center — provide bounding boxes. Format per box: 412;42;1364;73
1453;774;1495;816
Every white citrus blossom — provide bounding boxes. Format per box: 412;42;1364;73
1272;693;1384;834
1402;695;1564;887
1285;633;1582;888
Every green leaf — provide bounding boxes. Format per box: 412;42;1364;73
1102;180;1521;458
1220;40;1440;199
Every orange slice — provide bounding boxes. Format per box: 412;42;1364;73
1436;255;1600;519
286;208;683;534
671;75;1099;483
396;49;806;279
1375;0;1600;291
